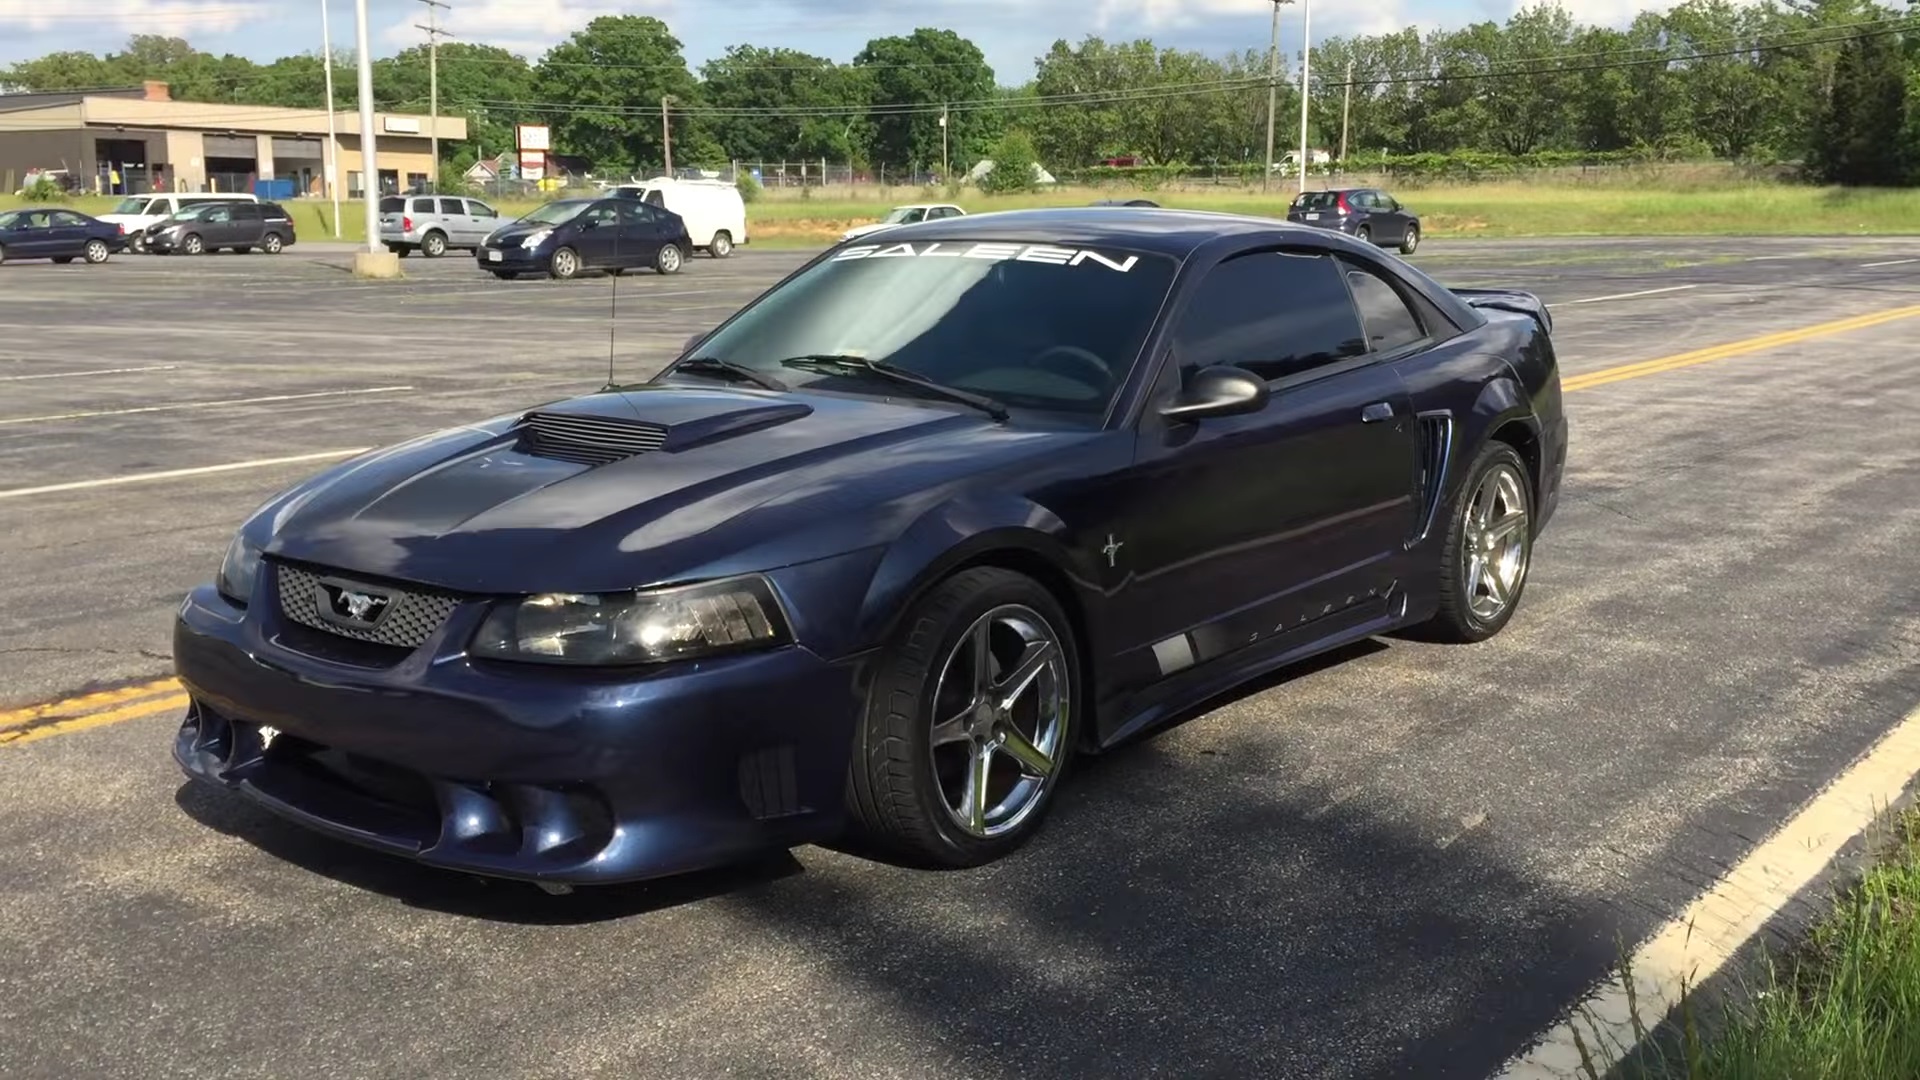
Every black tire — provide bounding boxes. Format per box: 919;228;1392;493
421;231;447;258
1413;440;1535;644
654;242;684;275
846;567;1080;868
708;231;734;258
181;233;204;256
549;246;581;280
52;256;74;264
129;234;147;254
85;239;111;264
0;243;7;265
262;233;284;254
1356;225;1373;245
1399;225;1420;255
488;270;516;280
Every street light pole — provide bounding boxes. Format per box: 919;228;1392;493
1262;0;1282;192
320;0;341;236
1297;0;1312;193
353;0;380;255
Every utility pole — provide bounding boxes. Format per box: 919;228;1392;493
940;105;949;180
1296;0;1312;193
661;96;673;174
1339;57;1354;166
320;0;341;236
1262;0;1284;192
413;0;451;180
353;0;380;255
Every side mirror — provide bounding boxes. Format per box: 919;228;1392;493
1158;364;1270;423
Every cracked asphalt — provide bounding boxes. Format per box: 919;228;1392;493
1;234;1918;1079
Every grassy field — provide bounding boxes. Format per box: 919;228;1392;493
1610;809;1920;1080
5;180;1919;247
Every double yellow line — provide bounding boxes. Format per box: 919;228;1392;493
1561;302;1920;393
4;298;1920;750
0;677;188;748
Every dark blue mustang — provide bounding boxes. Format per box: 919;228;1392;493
173;208;1568;887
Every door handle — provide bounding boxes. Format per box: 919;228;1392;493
1361;401;1395;423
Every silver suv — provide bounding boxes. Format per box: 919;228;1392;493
378;194;502;258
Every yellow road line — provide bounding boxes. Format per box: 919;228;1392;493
1562;302;1920;393
0;693;190;749
0;677;182;730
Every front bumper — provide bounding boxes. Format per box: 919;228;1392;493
171;572;864;886
474;244;547;271
145;232;185;253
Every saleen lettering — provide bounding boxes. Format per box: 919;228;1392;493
832;242;1140;273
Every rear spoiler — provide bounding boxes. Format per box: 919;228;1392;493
1450;287;1553;335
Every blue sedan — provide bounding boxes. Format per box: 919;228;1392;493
173;208;1567;888
0;207;126;265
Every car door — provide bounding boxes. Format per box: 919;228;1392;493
433;198;467;246
1109;247;1418;693
45;210;93;257
569;202;621;267
233;203;267;246
10;210;58;256
463;199;499;246
614;201;663;267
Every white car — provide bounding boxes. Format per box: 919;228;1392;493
609;177;748;258
841;204;967;242
98;192;260;253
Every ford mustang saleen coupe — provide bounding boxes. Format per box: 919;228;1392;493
173;208;1567;887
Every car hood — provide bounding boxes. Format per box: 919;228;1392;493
484;221;558;244
262;383;1095;595
842;222;896;239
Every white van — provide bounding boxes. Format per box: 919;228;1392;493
610;178;747;258
99;192;260;253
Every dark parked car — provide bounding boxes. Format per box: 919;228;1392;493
1288;188;1422;254
147;201;297;255
475;197;691;280
0;207;126;265
172;208;1566;888
1092;198;1160;207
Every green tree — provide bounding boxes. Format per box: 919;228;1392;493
531;16;701;174
376;43;537;162
699;46;863;164
853;29;995;174
977;128;1041;193
1811;22;1910;183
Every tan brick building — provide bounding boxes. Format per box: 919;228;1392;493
0;81;464;198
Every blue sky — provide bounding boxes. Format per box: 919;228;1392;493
1;1;1653;80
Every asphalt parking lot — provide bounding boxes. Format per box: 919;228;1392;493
2;235;1918;1079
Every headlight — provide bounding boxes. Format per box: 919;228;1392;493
520;229;552;249
217;533;262;607
471;576;790;666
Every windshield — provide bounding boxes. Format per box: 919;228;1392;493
671;240;1177;422
111;197;151;215
882;208;923;224
520;201;589;226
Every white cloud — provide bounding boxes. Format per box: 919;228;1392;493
380;0;673;56
0;0;272;38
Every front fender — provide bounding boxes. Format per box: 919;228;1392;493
851;493;1093;656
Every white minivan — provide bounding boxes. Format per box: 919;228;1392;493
610;178;748;258
99;192;260;253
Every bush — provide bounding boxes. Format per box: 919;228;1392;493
734;172;762;203
18;176;62;202
978;130;1041;195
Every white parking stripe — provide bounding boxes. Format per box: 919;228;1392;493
1492;702;1920;1079
1862;258;1919;269
1562;284;1700;306
0;364;180;382
0;449;371;501
0;386;412;426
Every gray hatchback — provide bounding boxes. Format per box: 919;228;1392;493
379;194;502;257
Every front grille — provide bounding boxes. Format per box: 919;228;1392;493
275;563;460;649
518;410;668;466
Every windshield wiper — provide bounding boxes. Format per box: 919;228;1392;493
779;354;1009;422
670;356;789;393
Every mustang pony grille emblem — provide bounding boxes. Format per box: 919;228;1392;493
316;580;394;629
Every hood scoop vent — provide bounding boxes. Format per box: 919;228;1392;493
518;411;669;466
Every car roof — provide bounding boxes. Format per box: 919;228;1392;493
860;206;1341;258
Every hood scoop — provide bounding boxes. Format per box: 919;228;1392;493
515;391;814;466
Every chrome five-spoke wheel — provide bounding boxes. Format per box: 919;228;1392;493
1462;462;1529;622
847;567;1080;866
929;605;1069;838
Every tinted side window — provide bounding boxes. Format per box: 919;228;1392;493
1344;267;1426;354
379;197;405;213
233;204;262;220
643;190;665;207
438;198;464;215
1174;251;1367;383
411;197;435;214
